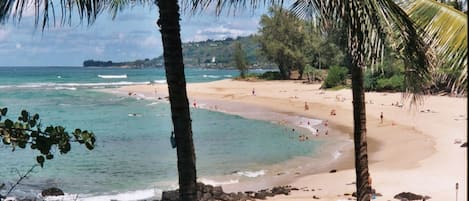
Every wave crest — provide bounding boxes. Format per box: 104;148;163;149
98;74;127;79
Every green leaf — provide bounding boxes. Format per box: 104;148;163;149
18;142;26;149
29;119;37;127
1;108;7;116
21;110;29;122
46;154;54;160
33;114;40;120
85;142;94;150
36;156;45;167
4;119;13;128
3;137;11;145
45;126;54;133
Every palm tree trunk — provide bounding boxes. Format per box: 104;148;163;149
157;1;197;201
347;1;371;201
350;56;371;201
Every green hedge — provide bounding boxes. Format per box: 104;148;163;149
376;74;404;91
258;71;282;80
323;66;348;88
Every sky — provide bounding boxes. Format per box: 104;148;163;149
0;2;271;66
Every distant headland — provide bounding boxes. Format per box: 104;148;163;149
83;35;274;69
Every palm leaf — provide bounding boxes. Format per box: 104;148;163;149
290;0;432;103
183;0;286;15
401;0;467;95
0;0;151;29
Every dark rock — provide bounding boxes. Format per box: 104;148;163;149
160;182;297;201
344;193;351;196
329;169;337;173
271;186;290;195
394;192;425;200
461;142;467;147
291;187;299;191
376;192;383;196
244;191;255;196
313;195;320;199
200;192;212;201
352;192;357;197
161;190;179;201
212;186;224;197
254;191;268;200
41;187;64;197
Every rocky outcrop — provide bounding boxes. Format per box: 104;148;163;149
160;183;296;201
394;192;431;200
41;187;64;197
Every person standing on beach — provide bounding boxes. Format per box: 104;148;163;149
380;112;383;124
252;88;256;96
304;102;309;110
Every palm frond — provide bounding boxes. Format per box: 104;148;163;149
374;0;433;103
290;0;432;103
0;0;106;28
0;0;152;29
182;0;285;15
402;0;467;95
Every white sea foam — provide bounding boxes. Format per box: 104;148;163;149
223;75;233;78
235;170;266;178
97;74;127;79
54;86;77;91
198;178;239;186
153;79;167;84
147;102;160;106
3;81;150;89
43;188;162;201
295;117;323;134
203;75;221;78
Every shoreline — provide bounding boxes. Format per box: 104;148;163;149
104;87;356;193
115;79;466;201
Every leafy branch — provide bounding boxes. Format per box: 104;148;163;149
0;107;96;167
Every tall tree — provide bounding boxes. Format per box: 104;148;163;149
257;7;309;79
233;41;248;78
157;1;198;200
290;1;432;201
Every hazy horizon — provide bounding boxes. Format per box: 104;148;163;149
0;2;271;66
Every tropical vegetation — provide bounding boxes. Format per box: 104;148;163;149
232;41;248;78
401;0;467;95
83;36;271;69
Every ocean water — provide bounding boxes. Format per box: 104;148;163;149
0;67;324;200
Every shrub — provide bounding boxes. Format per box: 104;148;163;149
323;66;348;88
258;71;282;80
376;74;404;91
364;70;378;91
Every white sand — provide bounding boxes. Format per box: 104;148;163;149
118;79;467;201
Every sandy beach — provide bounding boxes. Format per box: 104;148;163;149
117;79;467;201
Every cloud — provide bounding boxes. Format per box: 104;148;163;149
139;36;160;48
0;29;9;42
16;43;22;49
188;25;252;42
95;46;104;55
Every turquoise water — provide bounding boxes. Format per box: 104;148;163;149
0;67;321;199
